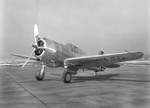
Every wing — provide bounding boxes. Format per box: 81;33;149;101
11;53;37;61
64;52;144;69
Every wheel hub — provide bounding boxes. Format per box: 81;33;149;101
66;73;71;81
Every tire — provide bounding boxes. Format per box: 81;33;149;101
35;71;45;81
62;71;72;83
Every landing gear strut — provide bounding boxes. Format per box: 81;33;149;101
35;65;45;81
94;71;98;76
62;70;72;83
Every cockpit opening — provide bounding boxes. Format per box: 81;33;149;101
98;50;104;55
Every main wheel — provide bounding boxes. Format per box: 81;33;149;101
35;71;45;81
62;71;72;83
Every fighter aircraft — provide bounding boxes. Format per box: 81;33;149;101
12;24;144;83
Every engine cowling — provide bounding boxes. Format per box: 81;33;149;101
37;39;45;47
34;48;44;56
34;39;46;57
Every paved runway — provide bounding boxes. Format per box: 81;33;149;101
0;64;150;108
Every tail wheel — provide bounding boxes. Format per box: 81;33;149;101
62;71;72;83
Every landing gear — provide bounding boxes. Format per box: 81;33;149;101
94;71;98;76
62;70;72;83
93;66;105;76
35;65;45;81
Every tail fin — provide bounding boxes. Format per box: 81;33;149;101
34;24;39;44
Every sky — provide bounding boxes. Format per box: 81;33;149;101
0;0;149;60
0;0;4;59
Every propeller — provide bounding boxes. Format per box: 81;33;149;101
21;24;40;68
21;24;57;68
34;24;39;44
22;49;35;68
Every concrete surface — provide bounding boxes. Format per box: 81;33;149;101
0;64;150;108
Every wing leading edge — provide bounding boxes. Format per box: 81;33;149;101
64;52;144;68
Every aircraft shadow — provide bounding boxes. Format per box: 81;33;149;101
42;73;120;83
108;78;150;83
32;73;150;84
72;73;150;83
72;73;120;83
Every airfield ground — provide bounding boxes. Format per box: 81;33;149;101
0;64;150;108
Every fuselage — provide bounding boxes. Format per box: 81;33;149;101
34;37;85;67
34;37;144;68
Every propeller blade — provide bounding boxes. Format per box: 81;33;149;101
22;24;41;68
22;49;35;68
34;24;39;44
47;47;56;53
